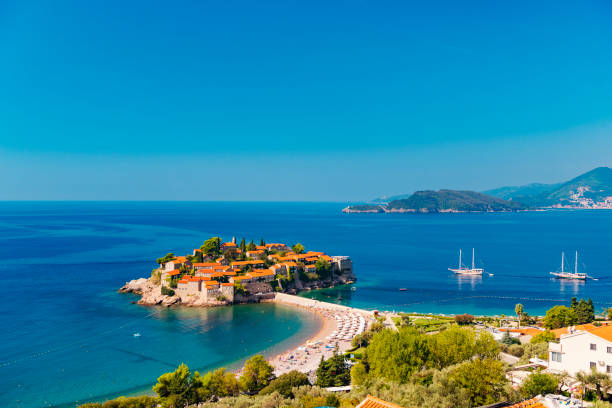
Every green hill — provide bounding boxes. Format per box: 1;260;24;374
386;190;527;212
485;167;612;207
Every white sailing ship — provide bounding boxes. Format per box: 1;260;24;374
449;248;484;276
550;251;587;280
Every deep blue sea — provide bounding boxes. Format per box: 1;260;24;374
2;201;612;407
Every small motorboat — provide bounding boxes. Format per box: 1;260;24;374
399;288;407;291
133;333;141;337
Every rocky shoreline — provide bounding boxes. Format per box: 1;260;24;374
118;278;229;307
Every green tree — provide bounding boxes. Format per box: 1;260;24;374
239;355;274;393
201;237;221;257
152;363;199;408
259;370;310;398
314;257;332;279
365;327;430;382
542;305;577;329
195;367;239;400
474;331;501;359
530;331;556;344
350;362;368;386
573;298;595;324
292;243;305;254
515;303;524;328
576;368;612;401
608;308;612;321
428;326;477;369
259;238;265;246
239;237;246;252
246;240;257;251
193;251;203;263
315;351;351;387
448;358;508;407
156;253;175;265
520;371;559;398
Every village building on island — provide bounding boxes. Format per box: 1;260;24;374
120;236;355;307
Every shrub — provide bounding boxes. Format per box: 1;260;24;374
161;286;175;296
455;314;475;325
520;372;559;398
150;269;162;285
531;331;555;344
500;331;520;345
259;370;310;398
508;344;524;357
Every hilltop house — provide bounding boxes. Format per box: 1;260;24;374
548;325;612;376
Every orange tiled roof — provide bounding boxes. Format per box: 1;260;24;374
500;328;544;337
356;395;405;408
589;324;612;342
193;262;221;267
221;242;237;247
167;270;181;276
507;397;545;408
552;324;597;338
305;257;319;262
282;262;297;267
221;282;234;287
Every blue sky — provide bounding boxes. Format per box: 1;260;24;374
1;0;611;200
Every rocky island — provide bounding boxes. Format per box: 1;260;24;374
119;237;355;307
343;189;527;213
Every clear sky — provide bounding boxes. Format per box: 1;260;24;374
1;0;611;201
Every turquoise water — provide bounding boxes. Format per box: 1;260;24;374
2;201;612;407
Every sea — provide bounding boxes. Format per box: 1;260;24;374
2;201;612;407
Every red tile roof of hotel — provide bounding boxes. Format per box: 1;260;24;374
588;325;612;342
552;324;597;338
356;395;405;408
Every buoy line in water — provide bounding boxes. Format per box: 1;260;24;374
0;310;158;369
374;295;612;310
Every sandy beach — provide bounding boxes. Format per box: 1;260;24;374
266;293;376;376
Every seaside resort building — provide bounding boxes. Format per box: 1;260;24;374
548;325;612;376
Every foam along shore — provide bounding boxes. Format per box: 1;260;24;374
266;293;376;376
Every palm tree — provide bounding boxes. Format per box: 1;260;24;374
515;304;524;329
576;368;612;401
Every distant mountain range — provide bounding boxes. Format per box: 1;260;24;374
484;167;612;208
345;167;612;213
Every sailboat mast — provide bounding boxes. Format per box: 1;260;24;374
561;252;564;273
459;249;462;269
472;248;475;270
575;251;578;274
